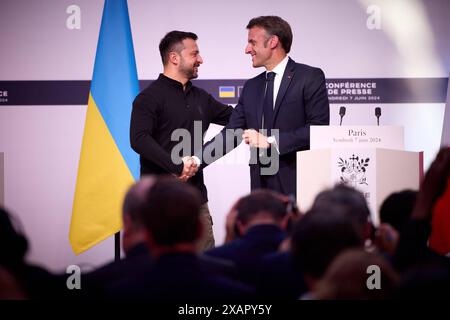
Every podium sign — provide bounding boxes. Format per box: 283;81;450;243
297;126;422;226
310;125;404;150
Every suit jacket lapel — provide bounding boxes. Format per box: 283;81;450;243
273;58;295;122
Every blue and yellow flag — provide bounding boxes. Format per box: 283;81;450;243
69;0;139;254
219;86;235;98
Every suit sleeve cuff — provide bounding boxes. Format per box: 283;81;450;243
267;136;280;154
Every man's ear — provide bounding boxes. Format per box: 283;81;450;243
236;219;246;237
269;35;280;49
168;51;179;65
280;213;292;231
122;214;132;235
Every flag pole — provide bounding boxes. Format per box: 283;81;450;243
114;231;121;261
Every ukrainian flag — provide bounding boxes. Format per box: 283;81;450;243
69;0;139;254
219;86;236;98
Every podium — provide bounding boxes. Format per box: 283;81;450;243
297;126;423;226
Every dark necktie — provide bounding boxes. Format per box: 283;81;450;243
263;71;276;134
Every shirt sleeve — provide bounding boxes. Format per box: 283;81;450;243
130;93;184;175
207;94;234;126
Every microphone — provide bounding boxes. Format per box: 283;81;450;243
339;106;346;126
375;107;381;126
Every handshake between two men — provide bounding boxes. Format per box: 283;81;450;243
177;129;272;182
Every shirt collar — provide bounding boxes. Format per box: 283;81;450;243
158;73;192;91
270;55;289;78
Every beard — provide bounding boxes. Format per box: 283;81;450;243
179;57;199;80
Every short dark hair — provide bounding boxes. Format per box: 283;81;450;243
291;209;363;279
0;207;28;268
235;189;287;225
159;30;198;65
246;16;293;53
379;190;417;231
139;176;202;246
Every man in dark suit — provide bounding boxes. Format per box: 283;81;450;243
201;16;329;197
205;189;293;286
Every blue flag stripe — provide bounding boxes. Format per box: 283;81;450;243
90;0;139;180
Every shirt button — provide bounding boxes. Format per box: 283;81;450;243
186;104;190;108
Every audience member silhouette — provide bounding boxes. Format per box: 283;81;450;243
291;208;364;297
429;175;450;256
393;147;450;272
81;177;156;297
108;176;252;300
312;184;373;244
313;248;399;300
375;190;417;256
0;207;60;299
392;147;450;298
205;189;293;285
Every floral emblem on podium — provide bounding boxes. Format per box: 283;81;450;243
338;154;370;187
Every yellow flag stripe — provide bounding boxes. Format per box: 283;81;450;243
69;94;134;254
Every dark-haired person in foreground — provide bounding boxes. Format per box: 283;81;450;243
108;176;252;301
81;177;156;298
0;207;60;299
392;147;450;299
205;189;295;286
130;31;233;250
291;208;364;299
257;184;371;299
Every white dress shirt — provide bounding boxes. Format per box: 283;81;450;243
269;55;289;107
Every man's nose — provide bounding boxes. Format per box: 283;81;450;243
245;44;252;54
